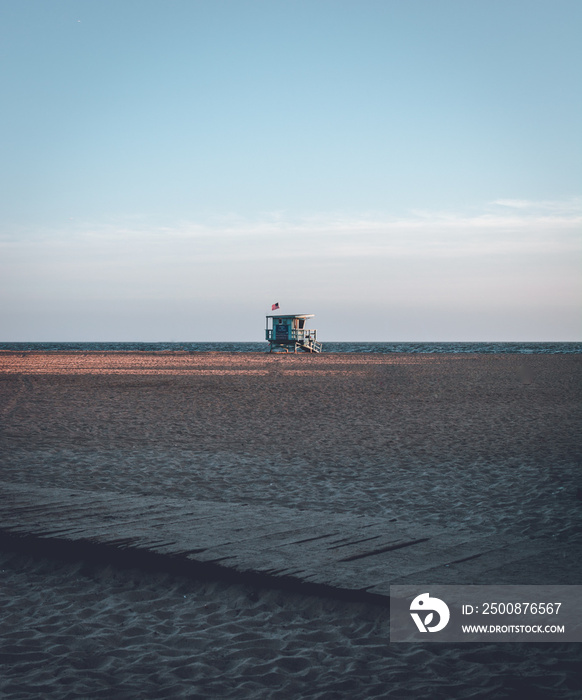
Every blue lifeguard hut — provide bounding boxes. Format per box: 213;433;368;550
265;314;322;353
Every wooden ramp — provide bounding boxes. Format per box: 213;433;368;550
0;482;566;601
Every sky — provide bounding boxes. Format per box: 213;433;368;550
1;0;580;342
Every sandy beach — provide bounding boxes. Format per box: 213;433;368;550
1;351;581;698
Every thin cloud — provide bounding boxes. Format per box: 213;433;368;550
491;197;582;215
493;199;534;209
2;199;580;265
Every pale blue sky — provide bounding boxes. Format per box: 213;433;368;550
1;0;580;341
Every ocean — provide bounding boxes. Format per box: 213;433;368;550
0;341;580;353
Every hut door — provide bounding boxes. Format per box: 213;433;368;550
275;320;288;340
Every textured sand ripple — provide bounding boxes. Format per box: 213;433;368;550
1;551;580;699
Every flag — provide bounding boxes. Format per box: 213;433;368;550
271;302;279;311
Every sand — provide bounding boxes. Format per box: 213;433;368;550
0;351;581;698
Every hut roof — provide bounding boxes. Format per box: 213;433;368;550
265;314;315;319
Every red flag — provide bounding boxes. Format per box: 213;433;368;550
271;302;279;311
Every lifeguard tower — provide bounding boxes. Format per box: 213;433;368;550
265;314;322;353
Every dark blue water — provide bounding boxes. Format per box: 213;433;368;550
1;341;580;353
